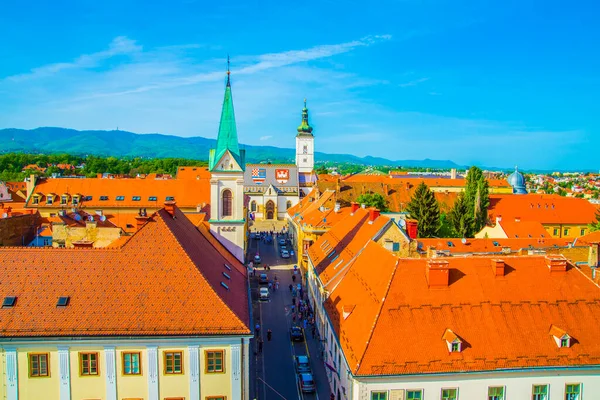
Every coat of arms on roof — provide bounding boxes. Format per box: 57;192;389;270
252;168;266;184
275;169;289;184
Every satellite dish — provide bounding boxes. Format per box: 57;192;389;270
100;215;106;222
399;219;406;228
87;216;94;222
2;213;7;218
73;214;82;221
461;238;467;244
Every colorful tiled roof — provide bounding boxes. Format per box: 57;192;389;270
324;251;600;376
342;174;510;188
488;194;597;225
496;219;550;238
0;205;250;337
418;237;573;254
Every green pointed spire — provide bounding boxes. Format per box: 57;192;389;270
297;98;313;136
209;58;245;171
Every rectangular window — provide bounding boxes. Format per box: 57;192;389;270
565;384;581;400
47;196;53;205
205;350;224;373
553;228;558;235
29;353;49;377
164;351;183;374
580;228;586;236
122;352;141;375
392;242;400;251
564;228;570;236
61;195;68;205
79;352;99;376
488;386;504;400
441;389;457;400
32;196;39;205
407;390;422;400
371;392;387;400
206;397;226;400
532;385;548;400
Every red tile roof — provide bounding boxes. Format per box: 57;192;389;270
0;205;250;337
496;219;550;238
342;174;510;189
324;251;600;376
418;237;573;254
488;194;597;225
27;171;211;211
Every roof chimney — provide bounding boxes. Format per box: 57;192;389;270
588;242;599;268
351;202;359;214
164;201;176;217
545;255;567;272
426;259;450;288
515;217;521;223
334;202;341;213
495;215;502;224
491;259;505;277
368;208;380;223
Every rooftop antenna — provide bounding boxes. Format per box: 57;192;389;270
226;54;231;86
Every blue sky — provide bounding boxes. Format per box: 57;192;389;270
1;0;599;170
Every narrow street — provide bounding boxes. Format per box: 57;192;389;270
248;227;331;400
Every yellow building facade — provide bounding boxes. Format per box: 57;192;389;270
0;338;249;400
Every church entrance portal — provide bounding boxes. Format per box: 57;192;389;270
265;201;275;220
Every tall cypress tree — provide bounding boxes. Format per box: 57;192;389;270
406;182;440;238
464;166;490;234
449;192;474;238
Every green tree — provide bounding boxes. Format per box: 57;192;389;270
405;182;440;238
355;192;389;212
589;209;600;232
464;166;490;234
448;192;474;238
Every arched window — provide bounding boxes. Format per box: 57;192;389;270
286;200;292;210
251;201;257;212
222;189;233;217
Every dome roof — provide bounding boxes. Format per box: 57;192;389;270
507;167;527;194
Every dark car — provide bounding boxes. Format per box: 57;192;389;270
290;326;304;342
259;273;269;285
298;372;316;393
295;355;311;373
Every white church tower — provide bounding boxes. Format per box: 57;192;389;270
209;63;246;262
295;100;314;174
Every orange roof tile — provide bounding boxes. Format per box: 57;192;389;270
496;219;550;238
488;194;597;225
324;252;600;376
0;205;250;337
418;237;573;254
27;172;211;211
342;174;510;188
576;230;600;245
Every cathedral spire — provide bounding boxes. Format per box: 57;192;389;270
297;98;313;135
209;58;244;171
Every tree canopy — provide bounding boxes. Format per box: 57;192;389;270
355;193;389;212
405;182;440;238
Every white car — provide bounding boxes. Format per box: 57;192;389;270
254;254;261;264
281;250;290;259
259;287;270;301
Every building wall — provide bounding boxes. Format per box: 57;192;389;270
1;338;249;400
247;193;299;221
475;224;507;239
210;171;246;262
296;136;314;174
0;214;39;246
352;368;600;400
51;223;122;248
544;223;589;239
32;205;202;218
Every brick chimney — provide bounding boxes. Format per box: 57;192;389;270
351;202;359;214
164;201;176;217
383;183;389;196
426;259;450;288
491;259;506;277
588;242;599;268
406;219;418;239
545;255;567;272
495;215;502;225
368;208;380;223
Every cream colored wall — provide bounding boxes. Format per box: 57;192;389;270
116;347;149;400
35;205;198;218
69;347;106;400
0;349;5;399
52;224;122;248
17;348;60;400
475;224;507;239
200;346;232;398
375;223;414;257
159;347;190;400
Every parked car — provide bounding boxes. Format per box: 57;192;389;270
259;287;270;301
295;355;311;373
254;254;261;264
253;233;261;240
290;326;304;342
298;372;316;393
279;238;286;246
281;250;290;259
259;273;269;285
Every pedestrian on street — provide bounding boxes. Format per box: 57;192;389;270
289;284;293;292
292;297;296;306
312;326;316;338
255;323;260;337
292;313;296;322
331;393;335;400
291;304;295;313
267;329;272;341
268;282;273;291
303;318;307;329
292;275;296;283
275;281;279;290
258;337;263;353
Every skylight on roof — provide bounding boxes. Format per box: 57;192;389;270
224;264;232;271
56;296;70;307
222;272;231;280
493;241;500;246
116;196;125;201
99;196;109;201
447;241;454;247
166;196;175;201
220;282;229;290
132;196;141;201
149;196;157;201
2;296;16;308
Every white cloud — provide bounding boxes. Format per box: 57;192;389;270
398;77;429;87
5;36;142;82
259;135;272;141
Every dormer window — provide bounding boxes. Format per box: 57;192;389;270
442;328;463;353
72;196;79;205
46;195;54;205
61;195;68;205
549;325;572;348
32;195;41;205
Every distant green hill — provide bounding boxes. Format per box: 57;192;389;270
0;127;463;169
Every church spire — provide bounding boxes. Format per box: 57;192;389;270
209;57;244;171
297;98;313;135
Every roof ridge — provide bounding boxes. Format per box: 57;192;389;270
355;255;401;374
157;209;249;331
